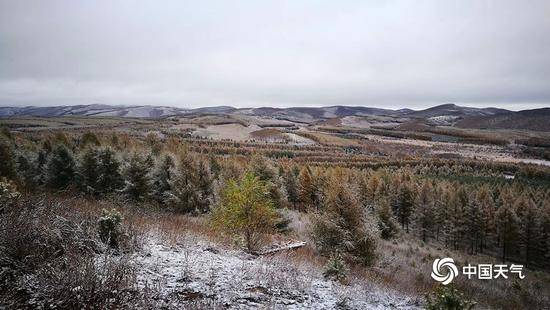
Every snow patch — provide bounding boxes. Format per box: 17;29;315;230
133;237;421;309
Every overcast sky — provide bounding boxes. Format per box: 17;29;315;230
1;1;549;110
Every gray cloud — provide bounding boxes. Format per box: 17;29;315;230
1;0;549;110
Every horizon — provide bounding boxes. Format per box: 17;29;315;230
0;102;548;112
1;1;550;110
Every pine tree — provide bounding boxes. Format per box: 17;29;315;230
311;176;378;266
542;200;550;266
15;153;36;189
249;155;286;209
312;168;328;211
515;195;539;267
476;185;495;253
34;150;48;185
414;181;435;242
433;183;450;242
96;147;123;194
77;147;100;194
298;166;315;211
448;185;468;250
465;200;483;254
283;166;299;209
151;153;174;203
496;201;520;263
168;150;200;213
196;159;213;213
392;183;414;233
249;154;276;182
376;199;399;239
0;137;17;180
45;144;76;189
121;152;152;201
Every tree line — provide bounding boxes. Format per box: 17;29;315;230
1;130;549;268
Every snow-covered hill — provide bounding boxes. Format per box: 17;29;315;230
0;104;190;118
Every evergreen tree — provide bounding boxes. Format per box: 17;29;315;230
77;147;100;194
413;181;435;242
249;155;285;209
376;199;399;239
312;168;328;211
151;153;174;203
496;201;520;262
121;152;152;201
448;185;468;250
465;200;483;254
249;154;276;182
34;150;48;185
476;185;495;253
196;159;214;213
283;166;299;209
542;200;550;265
45;144;76;189
311;176;378;266
96;148;123;194
298;166;315;211
168;150;200;213
0;137;17;180
392;183;414;233
515;195;539;267
15;153;37;189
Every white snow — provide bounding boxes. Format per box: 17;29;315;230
132;236;422;309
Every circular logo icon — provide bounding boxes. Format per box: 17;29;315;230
431;257;458;285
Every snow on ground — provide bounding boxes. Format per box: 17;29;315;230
132;236;421;309
284;133;316;146
192;124;261;141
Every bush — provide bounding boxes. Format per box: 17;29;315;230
0;178;20;210
274;208;292;233
98;209;123;249
323;252;348;283
425;285;475;310
0;198;135;308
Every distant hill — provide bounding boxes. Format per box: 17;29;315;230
1;103;548;131
456;108;550;132
406;103;510;118
0;104;190;118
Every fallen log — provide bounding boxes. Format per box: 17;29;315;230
258;241;307;256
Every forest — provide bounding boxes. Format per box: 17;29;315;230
1;127;550;309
